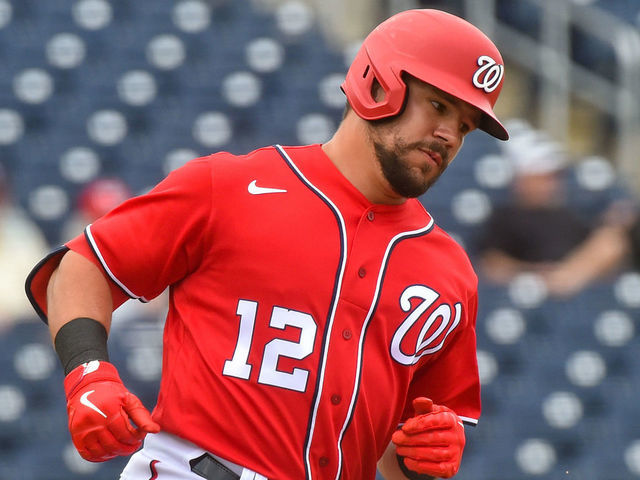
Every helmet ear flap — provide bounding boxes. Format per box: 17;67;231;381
342;49;407;120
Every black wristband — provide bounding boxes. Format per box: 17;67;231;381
54;317;109;375
397;455;437;480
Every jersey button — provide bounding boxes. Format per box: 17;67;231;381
331;394;341;405
367;211;375;221
319;457;330;467
342;329;352;340
358;267;366;278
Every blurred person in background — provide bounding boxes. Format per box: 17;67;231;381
0;162;48;330
476;131;633;298
61;177;133;243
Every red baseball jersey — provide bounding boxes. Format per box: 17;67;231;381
27;144;480;480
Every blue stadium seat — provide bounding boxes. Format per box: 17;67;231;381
17;436;130;480
594;0;640;24
495;0;541;39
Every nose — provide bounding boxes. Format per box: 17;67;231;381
433;118;461;146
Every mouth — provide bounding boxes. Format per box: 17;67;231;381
419;148;443;168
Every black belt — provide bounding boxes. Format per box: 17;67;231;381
189;453;240;480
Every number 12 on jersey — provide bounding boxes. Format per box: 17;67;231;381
223;299;318;393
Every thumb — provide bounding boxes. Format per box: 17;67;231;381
123;393;161;434
412;397;433;416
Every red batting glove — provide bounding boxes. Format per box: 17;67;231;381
392;397;466;479
64;360;160;462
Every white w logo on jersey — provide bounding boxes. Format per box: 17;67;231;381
472;55;504;93
390;285;462;366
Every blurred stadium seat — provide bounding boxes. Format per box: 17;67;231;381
593;0;640;24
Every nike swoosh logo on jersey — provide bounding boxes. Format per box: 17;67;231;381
248;180;287;195
80;390;107;418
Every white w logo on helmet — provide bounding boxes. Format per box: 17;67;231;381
472;55;504;93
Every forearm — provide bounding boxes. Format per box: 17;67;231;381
543;225;630;297
479;249;539;283
562;225;629;279
45;251;159;461
46;250;114;341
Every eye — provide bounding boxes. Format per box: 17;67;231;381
461;115;480;135
430;100;445;112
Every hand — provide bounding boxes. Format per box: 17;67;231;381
64;360;160;462
392;397;465;479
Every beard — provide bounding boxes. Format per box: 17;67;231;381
372;137;449;198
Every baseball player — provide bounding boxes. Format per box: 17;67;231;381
26;9;508;480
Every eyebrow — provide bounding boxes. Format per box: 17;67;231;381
432;86;461;105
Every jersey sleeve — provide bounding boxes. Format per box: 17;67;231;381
402;290;481;426
25;157;214;321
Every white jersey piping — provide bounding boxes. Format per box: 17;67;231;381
85;224;149;302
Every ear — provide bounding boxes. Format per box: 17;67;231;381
371;78;386;102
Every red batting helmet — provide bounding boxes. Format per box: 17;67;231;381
342;9;509;140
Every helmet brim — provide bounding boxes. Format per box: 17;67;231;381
480;111;509;141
